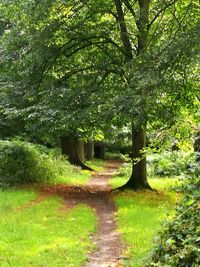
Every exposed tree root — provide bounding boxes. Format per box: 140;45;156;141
69;159;94;171
113;180;155;192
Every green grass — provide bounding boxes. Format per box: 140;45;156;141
0;191;97;267
52;159;105;185
0;189;37;214
52;167;92;185
114;189;179;267
110;164;181;266
109;162;181;190
86;159;105;172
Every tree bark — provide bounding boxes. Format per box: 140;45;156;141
114;0;152;190
194;131;200;162
76;140;85;162
128;0;151;189
85;141;94;161
60;136;93;171
137;0;150;54
121;127;152;189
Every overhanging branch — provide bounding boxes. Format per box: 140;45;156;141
121;0;137;20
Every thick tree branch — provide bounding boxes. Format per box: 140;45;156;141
137;0;150;53
114;0;133;61
121;0;137;19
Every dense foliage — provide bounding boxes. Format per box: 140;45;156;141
147;151;196;177
0;0;199;188
0;140;79;186
146;176;200;266
0;1;199;139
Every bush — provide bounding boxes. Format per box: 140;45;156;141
147;151;195;177
114;162;131;177
0;140;75;186
105;152;129;161
146;177;200;267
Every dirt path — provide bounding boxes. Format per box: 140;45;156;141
55;161;123;267
21;160;123;266
83;161;123;267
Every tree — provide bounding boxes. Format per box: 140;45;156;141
112;0;199;189
0;0;199;189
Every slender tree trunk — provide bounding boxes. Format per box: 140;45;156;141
114;0;152;189
194;131;200;162
85;141;94;161
60;136;93;171
128;0;151;189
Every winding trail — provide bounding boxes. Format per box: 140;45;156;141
22;161;123;266
83;161;123;267
67;161;123;267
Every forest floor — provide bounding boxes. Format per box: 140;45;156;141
37;160;124;267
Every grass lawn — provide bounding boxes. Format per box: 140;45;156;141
0;189;38;214
86;159;105;172
0;189;97;267
52;159;105;185
110;164;181;267
52;168;91;185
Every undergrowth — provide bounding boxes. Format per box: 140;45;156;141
147;151;196;177
105;152;128;161
111;153;199;267
0;140;91;186
114;186;178;267
146;177;200;267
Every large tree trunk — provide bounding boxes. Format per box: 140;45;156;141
60;136;93;171
121;127;151;189
85;141;94;161
114;0;151;190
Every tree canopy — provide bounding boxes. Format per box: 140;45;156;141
0;0;199;188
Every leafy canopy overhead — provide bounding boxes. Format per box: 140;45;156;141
0;0;199;141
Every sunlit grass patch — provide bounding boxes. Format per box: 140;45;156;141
149;176;181;190
109;162;131;189
114;189;179;267
53;159;105;185
86;159;105;172
52;167;91;185
0;188;37;215
111;164;181;266
0;195;97;267
109;160;181;190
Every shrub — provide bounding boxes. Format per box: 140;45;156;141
147;151;195;177
114;162;131;177
105;152;129;161
0;140;74;186
146;177;200;267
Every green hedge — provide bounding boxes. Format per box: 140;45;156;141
0;140;70;186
